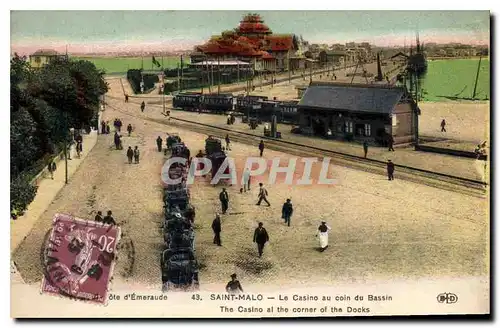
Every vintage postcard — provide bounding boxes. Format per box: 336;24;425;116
10;9;490;318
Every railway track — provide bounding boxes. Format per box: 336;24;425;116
105;102;488;198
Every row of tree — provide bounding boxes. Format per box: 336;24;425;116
10;54;108;218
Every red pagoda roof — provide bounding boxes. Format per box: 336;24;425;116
195;14;295;58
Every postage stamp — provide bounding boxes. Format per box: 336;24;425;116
40;213;121;305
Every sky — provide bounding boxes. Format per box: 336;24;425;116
10;11;490;54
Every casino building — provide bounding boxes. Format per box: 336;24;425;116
193;13;305;73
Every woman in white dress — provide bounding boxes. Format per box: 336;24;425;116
316;221;331;252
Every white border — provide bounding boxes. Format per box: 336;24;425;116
3;2;496;327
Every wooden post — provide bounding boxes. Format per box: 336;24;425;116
217;56;221;95
288;50;291;84
177;63;180;93
472;56;482;99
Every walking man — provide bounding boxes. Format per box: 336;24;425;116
156;136;163;152
242;168;251;192
127;124;133;137
134;146;140;164
388;135;395;152
256;183;270;206
127;146;134;164
103;211;116;225
47;160;57;179
253;222;269;258
387;160;395;181
316;221;331;252
441;119;446;132
225;134;231;151
363;141;368;158
258;140;265;157
101;120;106;135
76;140;83;158
125;94;129;103
219;188;229;214
226;274;244;294
141;101;145;112
116;119;122;132
211;213;222;246
281;198;294;227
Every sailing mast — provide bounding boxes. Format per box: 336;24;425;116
472;56;482;100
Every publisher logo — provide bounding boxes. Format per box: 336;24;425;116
437;293;458;304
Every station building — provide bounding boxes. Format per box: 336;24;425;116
297;82;419;145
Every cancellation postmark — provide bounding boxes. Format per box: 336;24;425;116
40;213;121;305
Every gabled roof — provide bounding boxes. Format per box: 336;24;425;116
31;49;60;56
264;35;294;51
298;82;405;114
390;52;408;59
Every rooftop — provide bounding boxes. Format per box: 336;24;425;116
298;82;405;114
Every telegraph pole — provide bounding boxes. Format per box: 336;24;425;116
63;111;69;184
288;50;291;84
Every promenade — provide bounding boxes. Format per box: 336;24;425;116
10;131;99;251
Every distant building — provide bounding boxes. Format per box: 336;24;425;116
29;49;67;68
297;82;418;145
318;50;346;66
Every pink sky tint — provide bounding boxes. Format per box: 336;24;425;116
11;31;490;56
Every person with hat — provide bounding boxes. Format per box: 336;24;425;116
94;211;103;223
316;221;331;252
103;211;116;225
253;222;269;257
156;136;163;152
219;188;229;214
211;213;222;246
225;274;244;294
387;160;395;181
281;198;294;227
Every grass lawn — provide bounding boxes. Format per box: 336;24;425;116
420;58;490;101
73;56;190;73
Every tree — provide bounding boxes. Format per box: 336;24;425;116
10;54;108;219
28;57;108;129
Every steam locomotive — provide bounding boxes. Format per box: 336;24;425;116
172;93;299;124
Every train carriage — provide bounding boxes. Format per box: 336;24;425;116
200;94;233;114
173;93;202;111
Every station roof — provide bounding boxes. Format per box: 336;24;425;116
298;82;404;114
190;60;251;66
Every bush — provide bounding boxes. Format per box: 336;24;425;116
10;174;38;217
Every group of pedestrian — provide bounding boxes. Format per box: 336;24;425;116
113;118;123;132
100;120;111;135
126;146;141;164
94;210;117;225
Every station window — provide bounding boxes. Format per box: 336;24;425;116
345;121;353;133
364;124;371;137
392;115;398;127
